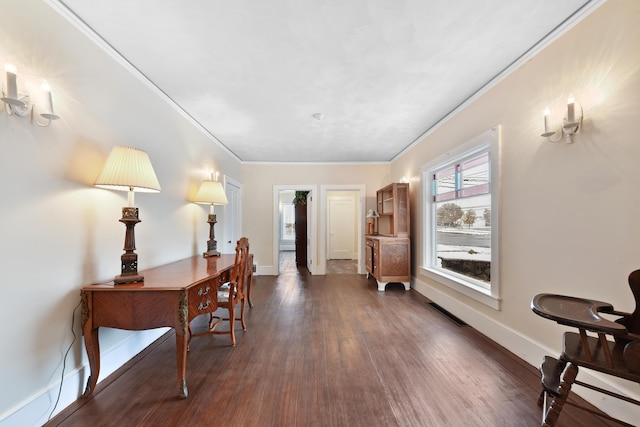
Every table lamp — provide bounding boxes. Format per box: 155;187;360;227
194;179;228;257
94;146;161;284
366;209;380;235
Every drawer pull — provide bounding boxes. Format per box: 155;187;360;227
198;299;211;311
198;285;210;296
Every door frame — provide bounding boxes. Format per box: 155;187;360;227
273;185;318;275
221;175;242;255
319;184;366;275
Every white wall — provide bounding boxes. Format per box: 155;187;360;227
0;1;241;426
392;0;640;423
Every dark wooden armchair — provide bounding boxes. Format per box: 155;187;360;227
531;270;640;426
190;237;250;346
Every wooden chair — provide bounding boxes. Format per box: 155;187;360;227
531;270;640;427
190;237;250;346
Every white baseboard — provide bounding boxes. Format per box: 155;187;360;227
412;276;640;425
257;264;277;276
0;328;167;427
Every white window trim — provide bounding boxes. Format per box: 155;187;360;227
420;126;501;310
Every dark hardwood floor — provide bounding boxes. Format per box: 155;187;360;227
48;267;614;426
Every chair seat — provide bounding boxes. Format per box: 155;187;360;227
562;332;640;382
218;282;231;303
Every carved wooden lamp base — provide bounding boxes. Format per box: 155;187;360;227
115;207;144;284
203;214;221;257
203;248;221;257
115;272;144;284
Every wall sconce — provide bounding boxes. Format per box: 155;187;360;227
194;179;229;257
38;80;60;125
541;97;583;143
1;64;60;126
94;146;161;284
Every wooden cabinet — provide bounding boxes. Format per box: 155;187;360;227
366;183;411;291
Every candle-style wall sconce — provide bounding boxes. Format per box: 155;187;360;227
1;63;60;127
541;96;583;143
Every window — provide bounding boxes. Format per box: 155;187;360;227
422;127;500;309
281;203;295;241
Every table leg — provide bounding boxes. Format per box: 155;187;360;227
82;328;100;397
81;292;100;398
175;328;189;399
176;291;189;398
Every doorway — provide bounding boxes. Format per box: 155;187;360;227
319;184;366;275
273;185;317;275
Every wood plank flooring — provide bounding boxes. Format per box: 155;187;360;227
48;268;614;426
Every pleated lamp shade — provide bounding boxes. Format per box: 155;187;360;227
194;180;228;205
94;146;161;193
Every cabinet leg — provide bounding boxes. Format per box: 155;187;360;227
377;281;387;291
402;282;410;290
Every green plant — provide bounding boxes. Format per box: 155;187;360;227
293;191;310;206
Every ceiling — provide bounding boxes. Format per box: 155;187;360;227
58;0;593;163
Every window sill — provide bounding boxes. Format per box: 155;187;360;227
420;266;501;310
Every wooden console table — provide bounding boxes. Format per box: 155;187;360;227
80;254;235;399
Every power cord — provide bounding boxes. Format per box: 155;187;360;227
48;299;82;422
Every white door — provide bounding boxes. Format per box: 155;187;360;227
222;177;242;254
328;196;356;259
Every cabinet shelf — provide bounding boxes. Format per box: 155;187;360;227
376;183;409;237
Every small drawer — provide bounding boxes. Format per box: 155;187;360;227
188;278;218;316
